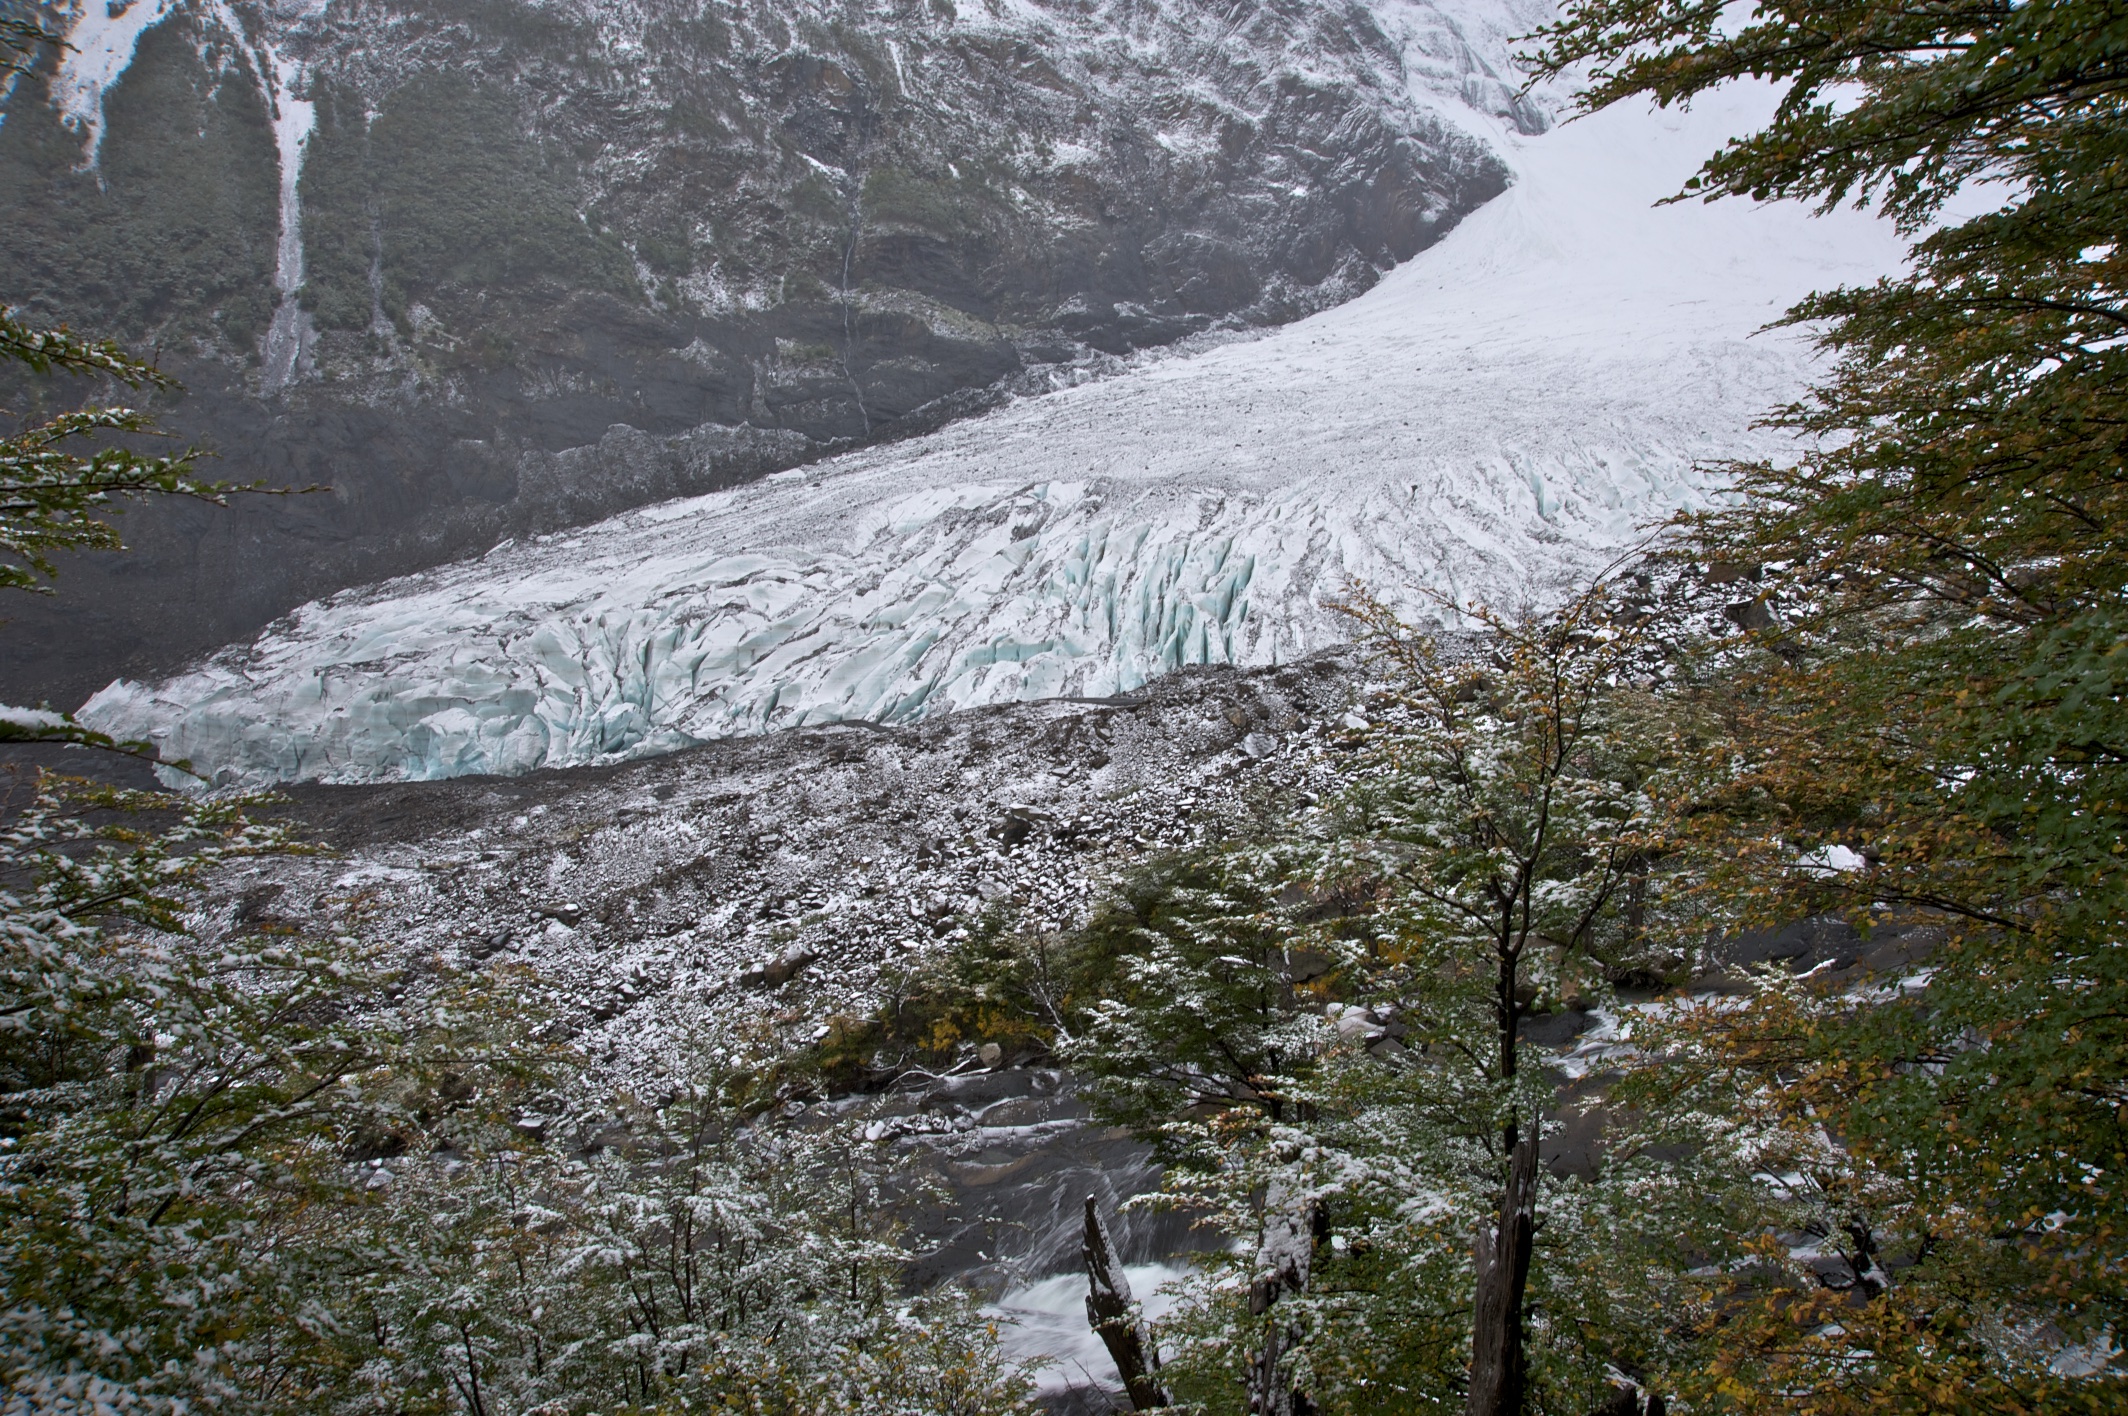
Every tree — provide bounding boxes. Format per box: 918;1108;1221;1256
1;780;378;1411
1062;582;1697;1415
0;305;225;586
1062;840;1345;1415
1326;586;1678;1416
0;28;1032;1414
1524;0;2128;1405
0;26;414;1411
348;1076;1036;1416
1070;844;1338;1138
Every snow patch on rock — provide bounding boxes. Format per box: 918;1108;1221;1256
50;0;181;166
259;37;315;391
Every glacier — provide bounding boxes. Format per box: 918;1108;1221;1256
81;59;1910;787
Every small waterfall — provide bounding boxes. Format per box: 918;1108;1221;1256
988;1150;1188;1287
979;1162;1210;1405
883;1067;1222;1405
257;39;314;392
989;1261;1192;1402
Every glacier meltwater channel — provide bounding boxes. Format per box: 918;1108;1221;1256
81;75;1908;786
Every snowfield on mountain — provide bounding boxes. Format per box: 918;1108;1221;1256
82;71;1907;786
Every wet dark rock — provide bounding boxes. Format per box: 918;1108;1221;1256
468;928;515;960
233;882;287;923
766;945;819;986
1717;917;1861;973
1286;948;1335;984
1721;597;1778;632
1519;1008;1592;1049
743;942;820;988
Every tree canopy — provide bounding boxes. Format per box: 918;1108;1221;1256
1518;1;2128;1407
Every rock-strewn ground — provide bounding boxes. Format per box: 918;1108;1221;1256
189;652;1363;1403
239;652;1362;1082
135;646;1945;1403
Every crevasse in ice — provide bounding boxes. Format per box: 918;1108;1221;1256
79;55;1910;787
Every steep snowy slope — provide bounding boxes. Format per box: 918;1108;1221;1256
83;76;1909;786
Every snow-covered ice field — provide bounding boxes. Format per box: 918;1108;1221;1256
83;52;1908;785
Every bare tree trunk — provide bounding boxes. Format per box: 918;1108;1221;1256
1246;1178;1317;1416
1083;1196;1169;1410
1466;1123;1540;1416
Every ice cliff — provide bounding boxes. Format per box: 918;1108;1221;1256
81;73;1908;785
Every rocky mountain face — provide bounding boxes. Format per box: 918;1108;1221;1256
0;0;1530;706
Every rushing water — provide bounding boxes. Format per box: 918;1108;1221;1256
989;1262;1194;1401
855;1066;1220;1406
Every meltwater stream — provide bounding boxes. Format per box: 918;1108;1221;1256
861;1066;1217;1406
991;1263;1193;1404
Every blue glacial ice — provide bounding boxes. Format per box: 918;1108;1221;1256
80;73;1911;786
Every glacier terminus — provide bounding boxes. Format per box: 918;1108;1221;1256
80;19;1908;786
